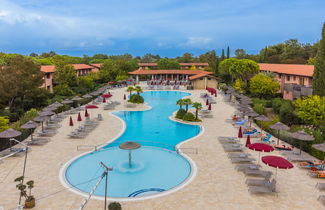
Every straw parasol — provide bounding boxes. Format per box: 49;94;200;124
254;115;271;137
34;116;50;132
246;111;259;127
39;110;56;116
0;128;22;148
50;101;63;108
42;107;56;112
21;121;38;141
290;130;314;154
312;143;325;152
62;99;73;104
82;94;92;98
270;122;290;145
71;96;83;101
119;141;141;168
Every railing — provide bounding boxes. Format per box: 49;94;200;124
77;144;105;152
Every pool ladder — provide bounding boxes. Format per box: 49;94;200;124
77;144;104;152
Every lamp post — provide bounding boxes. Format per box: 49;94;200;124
100;162;113;210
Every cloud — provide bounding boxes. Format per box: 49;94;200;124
178;37;214;49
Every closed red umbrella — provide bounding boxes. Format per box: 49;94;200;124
249;143;274;163
69;116;74;126
85;105;99;109
206;99;209;106
245;135;251;147
238;126;243;138
85;109;89;118
262;155;294;179
208;103;211;110
77;112;82;122
103;97;106;103
124;94;126;100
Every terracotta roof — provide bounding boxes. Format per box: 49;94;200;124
129;69;212;76
258;63;314;77
189;74;217;80
40;64;94;73
138;62;209;67
89;64;101;68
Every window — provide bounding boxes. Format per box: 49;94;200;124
286;76;290;81
293;76;296;80
299;77;305;85
46;73;51;79
200;78;203;80
208;78;211;80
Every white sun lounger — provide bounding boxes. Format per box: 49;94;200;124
230;157;255;163
248;180;276;194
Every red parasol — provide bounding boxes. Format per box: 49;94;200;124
103;97;106;103
85;105;99;109
102;94;112;98
77;112;82;122
69;116;74;126
85;109;89;118
249;143;274;163
245;135;251;147
208;103;211;110
206;98;209;106
238;126;243;138
262;155;294;179
108;81;114;85
124;94;126;100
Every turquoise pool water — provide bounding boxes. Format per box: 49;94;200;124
65;91;201;198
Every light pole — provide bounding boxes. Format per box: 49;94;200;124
100;162;113;210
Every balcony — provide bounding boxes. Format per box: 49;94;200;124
283;83;313;99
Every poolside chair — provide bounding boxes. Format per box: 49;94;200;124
0;147;29;160
68;131;87;138
27;137;50;145
125;102;136;108
219;139;240;144
223;146;244;152
218;136;237;141
244;169;272;178
230;157;255;163
308;171;325;178
286;155;313;162
318;195;325;205
246;178;275;187
248;179;276;194
316;183;325;191
38;131;57;137
228;153;251;158
236;164;261;172
96;114;103;121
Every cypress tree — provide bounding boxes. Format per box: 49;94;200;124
263;47;268;63
313;23;325;96
221;49;225;60
226;46;230;58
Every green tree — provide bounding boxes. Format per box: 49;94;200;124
218;58;238;82
192;102;202;119
100;59;119;82
221;49;225;60
0;55;44;109
53;84;75;96
177;53;196;63
229;59;260;85
198;50;218;74
235;49;247;59
313;23;325;96
134;86;143;95
54;64;77;87
182;98;192;112
127;86;135;96
294;95;325;127
226;46;230;59
233;78;245;92
249;74;280;98
0;116;9;132
157;58;180;69
176;99;185;109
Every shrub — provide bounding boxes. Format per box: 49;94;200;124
108;202;122;210
176;109;186;119
252;98;267;106
279;102;300;125
271;98;283;114
128;94;144;104
253;103;265;115
182;112;197;122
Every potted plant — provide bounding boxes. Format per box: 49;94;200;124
108;202;122;210
15;176;35;208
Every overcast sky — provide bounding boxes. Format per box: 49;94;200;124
0;0;324;57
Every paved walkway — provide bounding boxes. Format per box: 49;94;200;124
0;88;323;210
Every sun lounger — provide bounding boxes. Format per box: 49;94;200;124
230;157;255;163
286;155;313;162
308;171;325;178
236;164;261;171
246;178;275;187
218;136;237;141
38;131;57;137
228;153;251;158
0;147;29;160
318;195;325;205
220;139;240;144
316;183;325;191
244;169;272;178
27;138;50;145
224;146;244;152
248;179;276;194
96;114;103;121
68;131;87;138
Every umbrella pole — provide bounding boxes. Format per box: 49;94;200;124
258;152;261;164
41;122;44;133
300;141;302;155
129;150;132;168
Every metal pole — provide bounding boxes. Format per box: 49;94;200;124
104;171;108;210
129;150;131;168
19;146;28;205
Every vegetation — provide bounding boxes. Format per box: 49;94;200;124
15;176;35;204
249;74;280;98
157;58;180;69
313;23;325;96
128;95;144;104
127;86;135;96
0;116;9;132
192;102;202;119
175;99;201;122
176;108;187;119
176;99;185;109
108;202;122;210
233;78;245;92
182;112;197;122
182;98;192;112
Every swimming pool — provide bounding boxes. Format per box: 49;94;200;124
64;91;201;199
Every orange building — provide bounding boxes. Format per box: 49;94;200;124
40;64;99;92
258;63;314;100
138;62;208;70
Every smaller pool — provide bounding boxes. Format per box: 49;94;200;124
65;146;191;198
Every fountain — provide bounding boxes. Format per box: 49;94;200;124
119;141;141;168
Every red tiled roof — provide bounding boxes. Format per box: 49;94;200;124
138;62;209;67
40;64;94;73
129;69;212;76
89;64;101;68
258;63;314;77
189;74;217;80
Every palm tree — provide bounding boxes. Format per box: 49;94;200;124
192;102;202;119
183;98;192;112
176;99;185;109
134;86;143;95
127;86;135;96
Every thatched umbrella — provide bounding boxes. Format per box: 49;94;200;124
82;94;92;98
50;101;63;108
62;99;73;104
21;121;38;141
246;111;259;126
71;96;83;101
90;91;100;96
0;128;22;148
39;110;55;117
34;116;50;132
312;143;325;152
119;141;141;168
290;130;314;154
42;107;56;112
270;122;290;145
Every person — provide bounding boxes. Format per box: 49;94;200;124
232;115;239;121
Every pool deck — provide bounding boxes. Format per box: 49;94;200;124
0;87;324;210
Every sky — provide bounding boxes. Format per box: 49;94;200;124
0;0;324;57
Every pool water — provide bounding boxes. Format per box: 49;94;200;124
65;91;201;198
